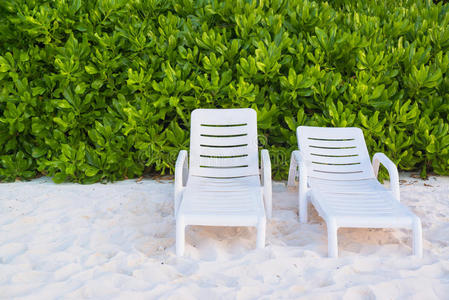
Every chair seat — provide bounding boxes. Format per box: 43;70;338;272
309;178;387;194
310;188;416;228
179;175;265;226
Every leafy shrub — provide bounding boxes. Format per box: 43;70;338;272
0;0;448;182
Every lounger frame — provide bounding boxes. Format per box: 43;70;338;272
174;108;272;256
288;126;422;257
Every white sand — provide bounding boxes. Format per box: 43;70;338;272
1;174;448;299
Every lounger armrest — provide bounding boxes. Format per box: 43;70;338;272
174;150;188;215
261;149;272;219
287;150;307;187
372;153;400;201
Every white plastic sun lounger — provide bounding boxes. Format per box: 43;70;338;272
287;126;422;257
174;108;272;256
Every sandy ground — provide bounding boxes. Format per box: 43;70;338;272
1;174;448;299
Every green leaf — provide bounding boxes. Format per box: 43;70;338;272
32;147;47;158
92;80;103;89
85;65;98;74
31;87;46;96
85;166;99;176
284;116;296;131
370;84;385;100
53;173;67;183
75;83;89;94
56;100;72;109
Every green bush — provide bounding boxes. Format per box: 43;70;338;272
0;0;448;183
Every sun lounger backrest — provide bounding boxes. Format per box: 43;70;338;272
297;126;375;180
189;108;259;178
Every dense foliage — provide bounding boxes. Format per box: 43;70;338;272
0;0;448;183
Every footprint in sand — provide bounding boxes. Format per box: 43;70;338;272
343;286;376;300
0;242;27;264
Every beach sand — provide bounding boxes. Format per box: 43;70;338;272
1;174;448;299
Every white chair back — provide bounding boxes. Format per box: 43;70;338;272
297;126;375;180
189;108;259;178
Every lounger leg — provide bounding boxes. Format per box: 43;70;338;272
299;190;308;223
256;219;266;249
413;217;423;258
327;219;338;258
176;218;185;256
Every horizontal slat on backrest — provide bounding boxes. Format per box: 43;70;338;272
305;138;357;147
197;145;250;157
297;126;375;180
189;108;259;178
310;154;361;165
300;128;364;140
306;147;360;156
199;124;249;136
198;135;250;147
197;154;249;169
